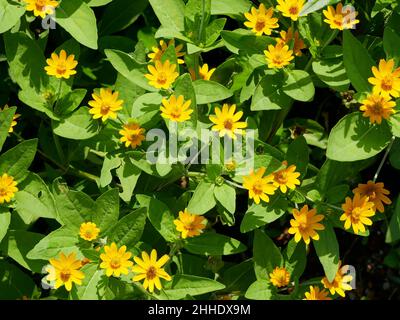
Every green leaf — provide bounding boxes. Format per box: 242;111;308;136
283;70;315;102
100;155;121;188
15;173;58;224
156;275;225;300
0;0;25;34
245;280;274;300
240;196;288;233
299;0;340;16
174;74;198;127
71;264;107;300
286;136;309;177
343;30;375;93
251;72;293;111
390;113;400;138
284;239;307;279
108;208;147;247
214;183;236;214
0;261;35;299
384;27;400;63
136;194;180;242
27;227;80;260
185;233;247;255
221;29;274;54
93;189;120;234
57;0;99;49
55;89;87;116
0;208;10;243
52;107;100;140
253;229;283;280
326;113;392;161
116;157;141;202
313;220;339;282
0;106;16;151
386;195;400;243
187;181;217;214
211;0;251;16
192;80;232;104
0;139;37;181
149;0;185;31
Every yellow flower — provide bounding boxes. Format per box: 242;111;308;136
88;88;123;122
270;164;301;193
321;261;353;297
353;181;392;213
368;59;400;98
269;266;290;288
24;0;59;19
244;3;279;36
148;39;185;65
264;42;294;69
360;93;396;124
0;173;18;204
1;106;20;133
48;252;84;291
132;249;172;293
303;286;332;300
119;122;146;149
100;242;133;277
323;3;360;30
44;50;78;79
277;27;306;57
340;193;375;234
145;60;179;90
242;167;277;204
209;104;247;140
173;208;207;239
79;222;100;241
288;205;325;244
160;95;193;122
276;0;305;21
189;64;216;81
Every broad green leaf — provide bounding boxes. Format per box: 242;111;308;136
245;280;274;300
286;136;309;177
214;183;236;214
253;229;283;280
187;181;217;214
326;113;392;161
55;89;87;116
386;195;400;243
184;232;247;255
0;0;25;33
221;29;274;54
343;30;375;93
0;106;16;151
100;155;121;187
284;239;307;279
0;139;37;181
136;194;179;242
283;70;315;102
192;80;232;104
211;0;251;16
174;74;198;127
383;27;400;63
0;208;10;243
390;113;400;138
93;189;120;233
71;264;107;300
149;0;185;31
156;275;225;300
57;0;99;49
299;0;340;16
0;261;35;299
116;157;141;202
312;57;350;92
222;259;256;292
108;208;147;247
313;220;339;282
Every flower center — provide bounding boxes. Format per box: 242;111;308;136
370;102;384;115
60;269;71;282
56;64;66;75
223;119;234;130
289;6;299;15
100;104;111;115
85;231;93;238
333;17;343;27
146;266;157;280
35;0;46;11
110;258;121;269
0;187;7;196
272;54;284;66
274;171;288;184
255;19;266;31
381;77;393;91
157;72;167;85
170;107;183;119
252;182;264;195
350;207;362;223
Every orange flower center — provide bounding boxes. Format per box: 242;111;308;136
333;18;343;27
272;54;284;66
252;182;264;195
255;19;266;31
170;107;183;119
381;77;393;91
35;0;46;11
110;258;121;269
0;187;7;196
85;231;94;239
146;266;157;280
274;171;288;184
350;207;362;223
289;6;299;15
369;102;384;116
157;72;167;85
56;64;66;75
60;269;71;282
223;119;234;130
100;104;111;115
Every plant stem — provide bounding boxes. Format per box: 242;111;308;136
373;136;395;182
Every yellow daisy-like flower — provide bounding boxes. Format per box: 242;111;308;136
244;3;279;36
0;173;18;204
79;222;100;242
353;181;392;213
264;42;294;69
160;95;193;122
360;93;396;124
132;249;172;293
148;39;185;65
269;266;290;288
323;3;360;30
242;167;277;204
340;193;375;235
145;60;179;90
189;64;216;81
277;27;306;57
276;0;305;21
119;122;146;149
48;252;84;292
44;50;78;79
173;208;207;239
321;261;353;297
88;88;123;122
209;104;247;140
368;59;400;98
270;164;301;193
288;205;325;244
24;0;59;19
303;286;332;300
100;242;133;277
